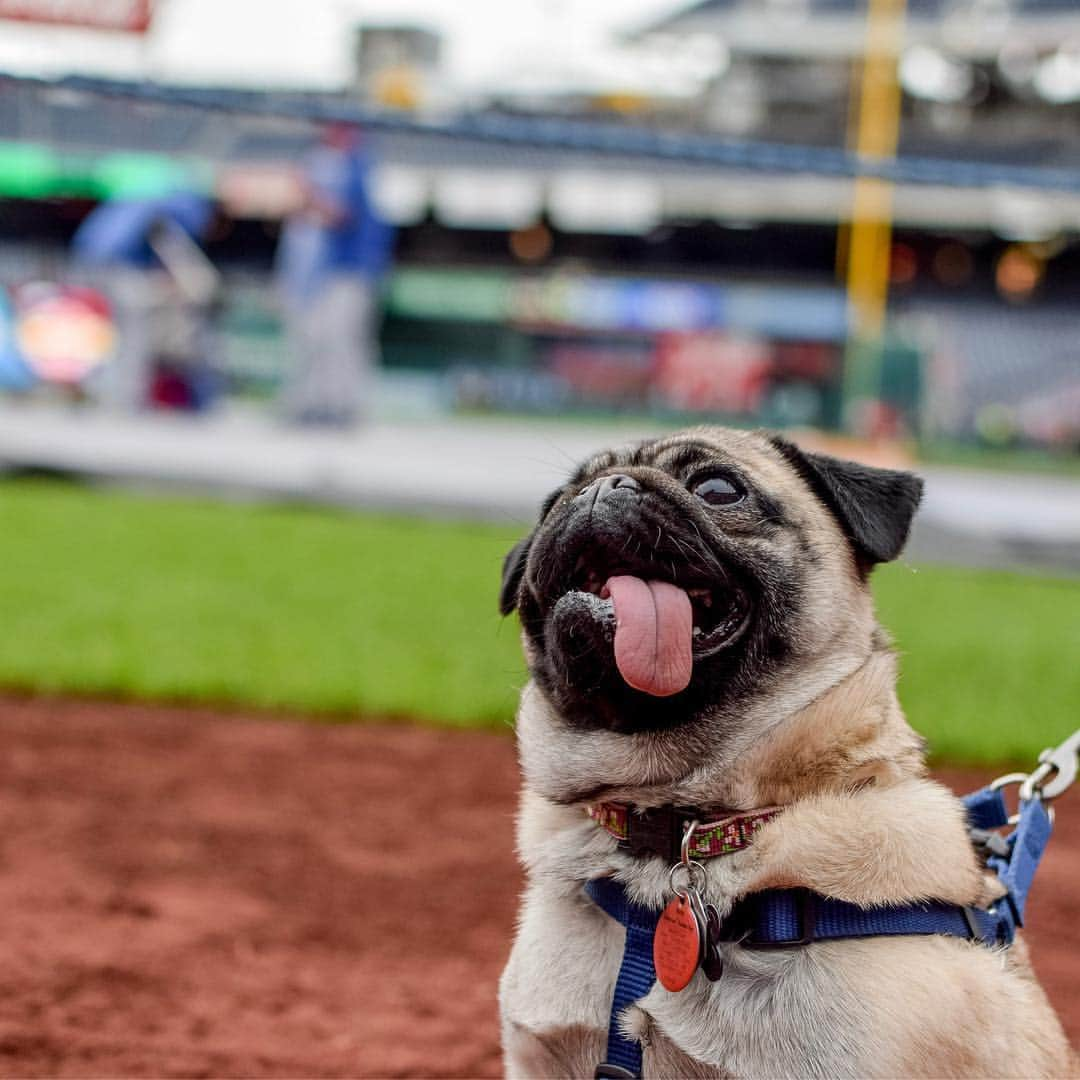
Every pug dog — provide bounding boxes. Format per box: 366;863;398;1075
498;427;1074;1079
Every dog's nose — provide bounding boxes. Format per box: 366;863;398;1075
575;473;641;506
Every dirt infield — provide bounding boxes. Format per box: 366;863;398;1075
0;696;1076;1078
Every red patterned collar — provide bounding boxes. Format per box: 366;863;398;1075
587;801;782;862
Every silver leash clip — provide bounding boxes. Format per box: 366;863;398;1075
1019;729;1080;804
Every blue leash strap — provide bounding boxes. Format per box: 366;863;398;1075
961;785;1011;831
584;877;660;1080
963;783;1054;928
738;888;1008;947
996;794;1053;926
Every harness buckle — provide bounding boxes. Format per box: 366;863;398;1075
964;901;1018;947
968;826;1012;862
741;888;818;949
962;906;988;944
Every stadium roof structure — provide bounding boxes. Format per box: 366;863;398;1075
2;72;1080;236
633;0;1080;58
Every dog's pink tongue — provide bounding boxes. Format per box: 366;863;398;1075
606;575;693;697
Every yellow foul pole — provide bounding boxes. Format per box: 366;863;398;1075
842;0;907;415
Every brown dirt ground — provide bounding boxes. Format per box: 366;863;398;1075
0;696;1076;1078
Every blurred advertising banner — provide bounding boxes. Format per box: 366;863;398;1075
515;276;720;334
444;332;842;427
382;266;853;425
549;342;654;407
0;0;152;32
387;269;848;342
654;333;773;414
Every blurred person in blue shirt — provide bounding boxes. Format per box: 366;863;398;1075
276;124;395;428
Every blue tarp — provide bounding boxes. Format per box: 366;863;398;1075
71;192;213;268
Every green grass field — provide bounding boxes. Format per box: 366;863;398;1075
0;478;1076;765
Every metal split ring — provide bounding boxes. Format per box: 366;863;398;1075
1019;772;1046;804
989;772;1029;792
668;859;707;898
680;819;700;866
989;771;1054;826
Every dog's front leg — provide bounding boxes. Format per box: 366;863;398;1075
499;883;622;1078
733;777;985;906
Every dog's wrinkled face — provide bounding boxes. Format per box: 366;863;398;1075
502;427;922;740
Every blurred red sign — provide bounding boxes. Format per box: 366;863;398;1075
549;343;652;403
14;282;115;384
654;332;773;414
0;0;152;32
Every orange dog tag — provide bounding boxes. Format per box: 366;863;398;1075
653;894;702;992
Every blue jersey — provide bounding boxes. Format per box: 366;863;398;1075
278;144;396;301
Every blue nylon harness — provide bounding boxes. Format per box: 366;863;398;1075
584;786;1053;1080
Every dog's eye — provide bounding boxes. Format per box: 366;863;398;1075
692;474;745;507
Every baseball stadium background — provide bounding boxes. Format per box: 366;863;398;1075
0;0;1078;1075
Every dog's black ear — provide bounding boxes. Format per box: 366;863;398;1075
499;488;563;615
498;490;565;617
771;436;923;569
499;533;533;616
